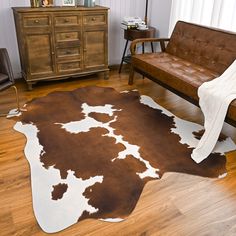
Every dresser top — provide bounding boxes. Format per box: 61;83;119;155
12;6;109;13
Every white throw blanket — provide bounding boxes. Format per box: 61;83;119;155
191;60;236;163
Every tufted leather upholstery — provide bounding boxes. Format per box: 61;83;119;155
132;53;219;100
166;21;236;75
130;21;236;126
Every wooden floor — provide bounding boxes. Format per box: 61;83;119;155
1;69;236;236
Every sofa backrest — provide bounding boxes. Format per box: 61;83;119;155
166;21;236;74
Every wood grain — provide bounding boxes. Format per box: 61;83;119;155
0;69;236;236
12;6;109;90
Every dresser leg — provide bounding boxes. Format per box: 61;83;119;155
104;71;109;80
27;83;33;91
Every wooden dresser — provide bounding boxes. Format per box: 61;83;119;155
12;6;109;90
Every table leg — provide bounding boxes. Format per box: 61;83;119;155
151;42;154;52
142;42;145;53
119;40;129;73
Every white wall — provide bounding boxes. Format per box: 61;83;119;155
98;0;172;64
149;0;172;37
0;0;172;78
0;0;30;78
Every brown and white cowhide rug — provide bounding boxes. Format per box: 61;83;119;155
12;86;235;233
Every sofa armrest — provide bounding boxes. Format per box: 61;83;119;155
130;38;170;55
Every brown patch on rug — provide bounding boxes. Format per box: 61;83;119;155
89;112;113;123
52;183;68;200
193;129;227;141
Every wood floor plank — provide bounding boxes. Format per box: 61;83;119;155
0;69;236;235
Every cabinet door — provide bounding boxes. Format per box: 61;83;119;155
26;33;55;78
83;29;107;70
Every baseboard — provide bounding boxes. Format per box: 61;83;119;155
108;64;130;71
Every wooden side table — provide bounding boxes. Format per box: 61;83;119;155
119;26;156;73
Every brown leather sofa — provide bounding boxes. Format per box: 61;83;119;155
129;21;236;127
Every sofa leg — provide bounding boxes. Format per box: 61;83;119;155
128;67;134;85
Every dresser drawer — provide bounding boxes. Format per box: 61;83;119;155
83;13;106;26
56;32;80;42
58;61;81;72
57;47;80;57
54;15;80;26
23;16;50;27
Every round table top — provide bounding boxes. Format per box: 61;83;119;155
124;26;156;41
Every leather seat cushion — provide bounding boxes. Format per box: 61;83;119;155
132;52;236;123
132;52;219;99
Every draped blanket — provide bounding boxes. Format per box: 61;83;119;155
192;60;236;163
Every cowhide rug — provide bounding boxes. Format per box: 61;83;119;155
12;86;236;233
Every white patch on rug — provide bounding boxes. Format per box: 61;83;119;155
100;218;124;222
14;122;104;233
140;95;236;156
58;103;160;180
82;103;118;116
7;108;21;118
218;173;228;179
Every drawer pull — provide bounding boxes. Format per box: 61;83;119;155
64;19;70;23
34;20;39;23
92;17;96;21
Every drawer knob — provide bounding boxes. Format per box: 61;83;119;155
34;20;39;23
64;19;69;23
92;17;96;21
